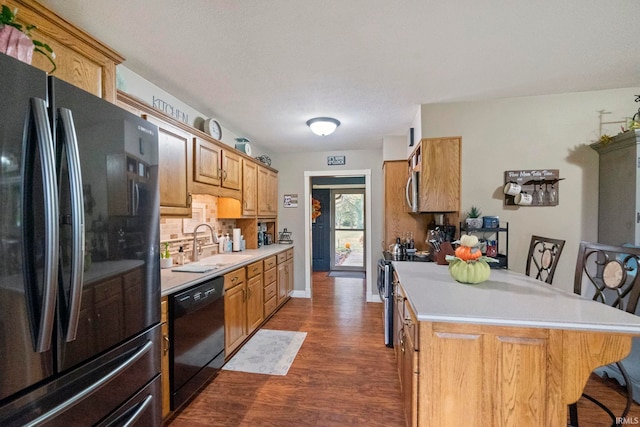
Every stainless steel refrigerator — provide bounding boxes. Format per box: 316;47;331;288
0;53;162;426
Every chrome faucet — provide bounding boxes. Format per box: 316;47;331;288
192;223;218;262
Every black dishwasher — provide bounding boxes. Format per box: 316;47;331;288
169;276;225;410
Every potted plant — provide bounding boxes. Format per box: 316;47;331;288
465;206;483;229
0;5;56;72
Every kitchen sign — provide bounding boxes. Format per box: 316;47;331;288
327;155;345;166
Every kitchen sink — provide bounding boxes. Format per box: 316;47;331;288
194;253;255;266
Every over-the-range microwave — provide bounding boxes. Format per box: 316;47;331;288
405;170;419;212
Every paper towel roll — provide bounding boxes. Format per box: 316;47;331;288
232;228;241;251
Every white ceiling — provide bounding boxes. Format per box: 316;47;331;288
38;0;640;153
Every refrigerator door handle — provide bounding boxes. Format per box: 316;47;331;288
28;98;60;353
133;181;140;216
23;340;153;426
57;107;85;342
112;394;153;427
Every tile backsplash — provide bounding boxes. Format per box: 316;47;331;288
160;194;237;262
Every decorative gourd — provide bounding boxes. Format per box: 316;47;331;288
459;234;479;247
448;258;491;284
454;245;482;261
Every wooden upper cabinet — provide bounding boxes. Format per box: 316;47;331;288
242;160;258;216
222;149;241;191
410;137;461;213
192;137;241;197
194;137;222;186
383;161;430;251
257;166;278;217
145;114;193;217
3;0;124;102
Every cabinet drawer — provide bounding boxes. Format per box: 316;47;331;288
247;261;263;278
263;256;277;270
94;277;123;302
276;251;287;264
224;268;246;290
264;295;277;316
264;267;277;285
264;281;276;301
286;249;293;260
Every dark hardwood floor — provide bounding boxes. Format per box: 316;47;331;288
167;272;640;427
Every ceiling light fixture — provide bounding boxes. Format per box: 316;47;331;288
306;117;340;136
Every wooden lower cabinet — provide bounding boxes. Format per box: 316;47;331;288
396;279;609;426
246;261;264;335
276;249;294;306
263;256;277;317
160;297;170;419
402;301;418;427
224;268;247;356
395;282;418;427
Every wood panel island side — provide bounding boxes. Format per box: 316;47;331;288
392;262;640;427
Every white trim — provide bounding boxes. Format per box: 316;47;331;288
304;170;373;302
312;184;366;189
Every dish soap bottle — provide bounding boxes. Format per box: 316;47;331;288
218;234;226;254
178;246;185;265
225;233;232;253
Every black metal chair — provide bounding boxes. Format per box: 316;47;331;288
525;235;565;284
569;241;640;427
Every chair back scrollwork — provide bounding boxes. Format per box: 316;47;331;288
525;235;565;284
574;241;640;315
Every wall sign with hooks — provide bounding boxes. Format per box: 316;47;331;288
503;169;563;206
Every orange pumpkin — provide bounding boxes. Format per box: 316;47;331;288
455;246;482;261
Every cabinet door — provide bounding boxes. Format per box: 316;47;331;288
285;258;294;296
258;166;278;216
383;161;430;250
401;298;418;427
193;137;222;186
276;261;287;305
224;283;247;356
246;274;264;334
222;150;242;191
416;137;461;212
146;115;193;216
242;160;258;216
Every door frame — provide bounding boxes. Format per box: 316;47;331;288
304;170;374;302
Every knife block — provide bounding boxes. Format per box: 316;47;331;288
436;242;455;265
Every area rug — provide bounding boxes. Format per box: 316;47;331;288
327;271;366;279
222;329;307;376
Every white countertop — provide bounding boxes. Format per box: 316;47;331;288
393;262;640;334
161;244;293;296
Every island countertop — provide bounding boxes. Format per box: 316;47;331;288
392;261;640;334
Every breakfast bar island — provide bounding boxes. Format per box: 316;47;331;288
392;262;640;427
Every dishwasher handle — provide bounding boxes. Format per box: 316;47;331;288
171;276;225;317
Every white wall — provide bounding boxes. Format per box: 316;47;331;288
420;87;640;292
271;149;384;297
116;66;271;157
382;135;409;161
